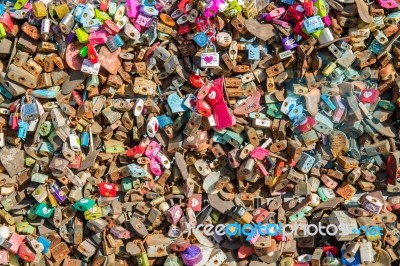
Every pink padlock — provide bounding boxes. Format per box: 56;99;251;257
322;16;331;26
197;82;211;100
265;8;285;21
167;204;183;224
0;250;8;265
249;147;270;160
89;30;108;45
8;233;24;254
149;159;162;176
206;85;224;106
377;0;398;8
136;13;152;27
203;0;221;17
126;0;141;19
213;100;235;130
145;140;161;158
1;12;14;33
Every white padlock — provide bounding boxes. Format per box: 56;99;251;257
201;44;220;68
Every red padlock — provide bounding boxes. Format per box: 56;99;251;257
103;19;120;35
126;146;145;159
359;89;380;104
205;83;224;106
322;246;339;257
303;0;313;16
87;44;99;64
68;155;82;169
293;21;310;39
297;116;316;133
189;74;205;89
99;182;117;197
287;4;305;22
99;0;111;11
18;243;35;262
196;100;212;117
188;194;202;212
178;22;191;35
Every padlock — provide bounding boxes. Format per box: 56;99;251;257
201;44;220;68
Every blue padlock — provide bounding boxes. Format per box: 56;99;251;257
143;0;156;5
212;132;227;144
32;89;58;99
81;130;89;148
321;94;336;111
341;244;361;266
106;34;124;52
303;16;324;34
157;114;173;129
287;104;304;121
246;44;260;60
368;39;385;55
127;163;147;178
0;4;5;15
140;6;159;16
82;19;101;33
292;112;307;128
193;32;209;48
17;121;29;141
37;236;51;254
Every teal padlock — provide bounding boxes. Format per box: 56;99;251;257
266;103;283;119
35;203;54;218
288;210;305;222
73;197;95;211
122;177;133;192
81;129;89;149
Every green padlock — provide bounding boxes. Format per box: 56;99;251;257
35;203;54;218
164;254;183;266
25;156;36;166
39;121;53;136
0;24;6;39
73;198;95;212
94;9;110;22
211;210;221;224
76;28;89;44
136;241;150;266
27;205;38;220
122;177;133;192
266;103;283;119
79;46;88;58
16;221;35;234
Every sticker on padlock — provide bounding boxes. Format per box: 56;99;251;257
201;44;220;68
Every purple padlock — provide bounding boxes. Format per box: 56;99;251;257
181;245;203;265
49;182;67;204
282;35;298;50
167;204;183;225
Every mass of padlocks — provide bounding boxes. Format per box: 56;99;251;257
0;0;398;265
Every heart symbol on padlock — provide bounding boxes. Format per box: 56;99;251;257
80;198;88;203
104;184;113;190
208;90;216;99
42;207;50;214
191;198;199;207
204;55;214;64
363;91;372;98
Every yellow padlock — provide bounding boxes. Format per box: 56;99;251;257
54;3;69;19
33;2;47;18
